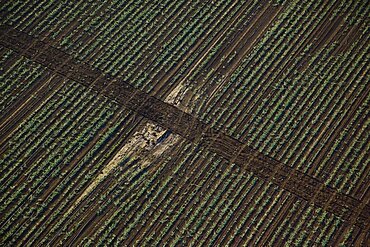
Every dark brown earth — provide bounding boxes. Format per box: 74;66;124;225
0;24;368;232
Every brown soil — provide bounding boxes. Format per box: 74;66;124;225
0;25;368;232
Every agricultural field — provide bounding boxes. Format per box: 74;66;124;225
0;0;369;246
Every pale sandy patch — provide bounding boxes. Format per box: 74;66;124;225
65;122;179;216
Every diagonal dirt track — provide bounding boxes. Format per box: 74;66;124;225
0;24;368;230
